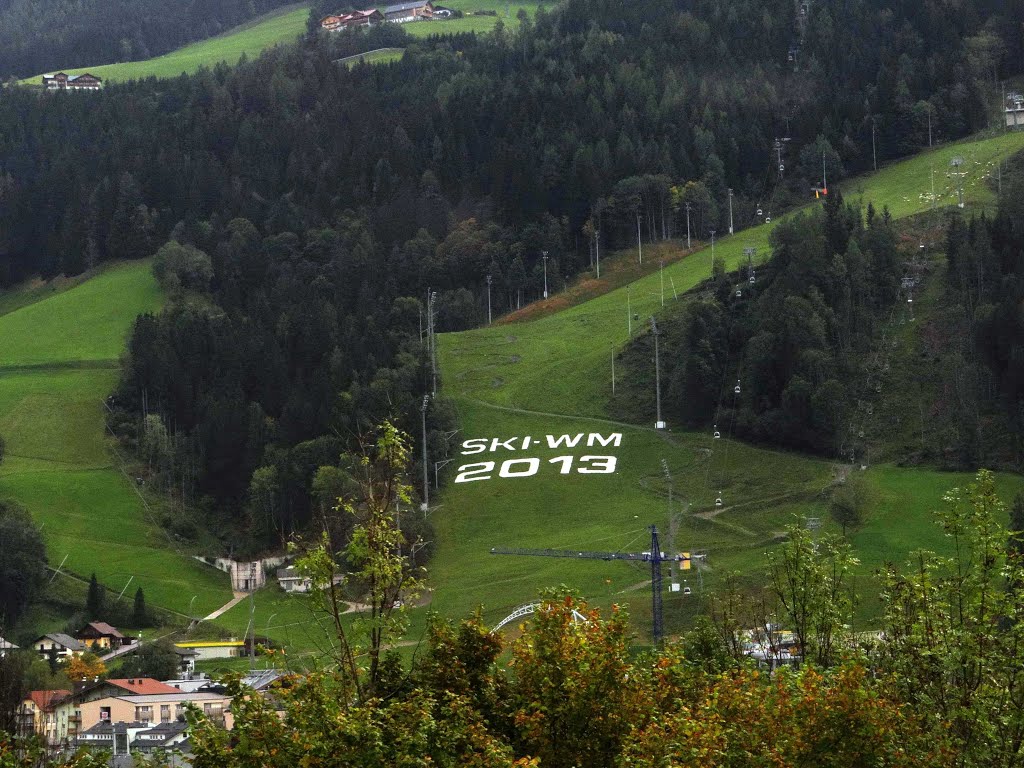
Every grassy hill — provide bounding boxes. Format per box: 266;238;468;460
430;130;1024;638
0;262;232;623
171;131;1024;656
20;4;310;85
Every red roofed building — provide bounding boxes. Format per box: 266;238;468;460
320;8;383;30
102;679;181;696
18;690;71;745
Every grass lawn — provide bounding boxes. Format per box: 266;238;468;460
20;5;310;84
0;262;162;367
433;130;1024;640
342;48;405;67
0;262;232;619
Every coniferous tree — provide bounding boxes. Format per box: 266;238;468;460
132;587;148;628
86;573;105;619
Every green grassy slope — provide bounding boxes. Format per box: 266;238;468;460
0;262;232;617
434;131;1024;636
21;5;310;84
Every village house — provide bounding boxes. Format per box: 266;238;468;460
320;9;384;30
0;636;17;657
76;718;191;758
41;72;103;91
384;0;434;22
173;646;200;678
32;633;87;661
17;690;71;746
75;621;126;651
276;565;312;593
80;690;234;730
131;720;191;753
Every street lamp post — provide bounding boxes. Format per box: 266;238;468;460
542;251;549;299
485;274;492;324
421;395;430;512
684;203;692;249
728;188;734;234
595;228;601;278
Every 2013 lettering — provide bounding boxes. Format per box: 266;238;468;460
454;455;618;483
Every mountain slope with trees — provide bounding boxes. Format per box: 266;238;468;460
0;0;1020;554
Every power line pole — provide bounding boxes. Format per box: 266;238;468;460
659;260;665;306
684;203;692;249
651;316;664;430
595;228;601;278
709;230;716;276
426;290;438;396
421;395;430;512
871;118;877;171
542;251;549;299
636;212;643;264
728;188;734;234
485;274;492;324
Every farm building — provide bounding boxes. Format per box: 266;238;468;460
321;9;384;29
41;73;102;91
384;0;434;22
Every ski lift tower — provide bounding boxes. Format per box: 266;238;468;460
490;526;702;644
774;137;791;179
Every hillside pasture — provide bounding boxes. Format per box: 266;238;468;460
0;262;231;618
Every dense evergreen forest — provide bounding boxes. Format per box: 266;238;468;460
610;192;902;456
0;0;299;78
612;167;1024;469
0;0;1021;549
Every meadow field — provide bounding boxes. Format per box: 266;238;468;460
22;5;310;84
0;262;232;622
433;129;1024;637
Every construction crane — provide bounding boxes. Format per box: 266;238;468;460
490;525;702;644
